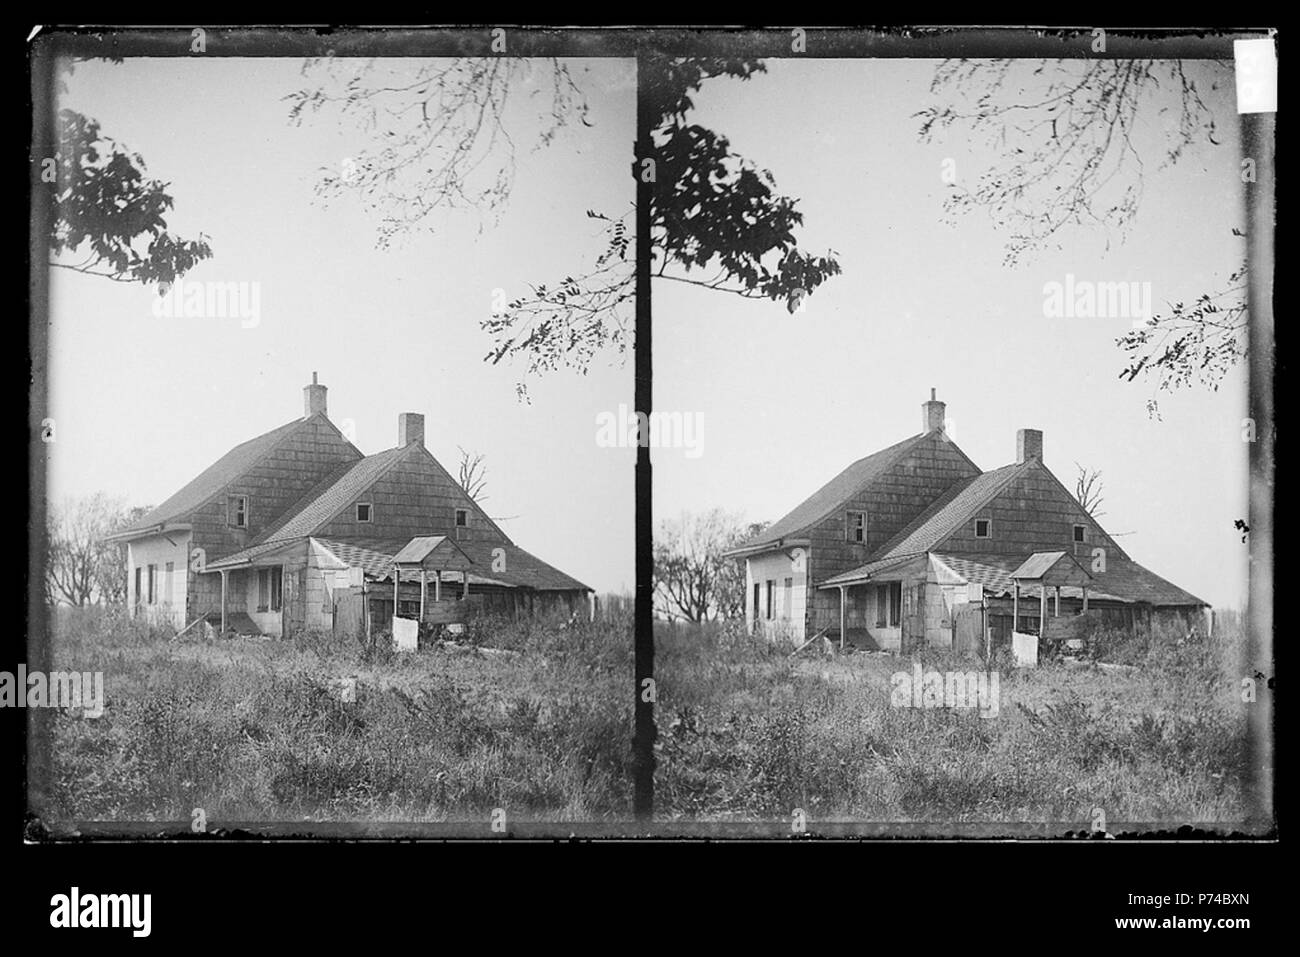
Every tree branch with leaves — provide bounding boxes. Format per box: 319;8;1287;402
917;58;1245;415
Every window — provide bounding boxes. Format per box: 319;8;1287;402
765;580;775;620
258;567;283;613
164;562;174;606
134;567;142;609
783;577;793;620
146;565;158;605
356;502;372;523
753;582;761;622
874;582;902;628
227;494;248;528
1073;524;1087;543
974;519;991;539
846;510;867;544
455;508;469;540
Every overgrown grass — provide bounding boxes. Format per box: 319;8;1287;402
37;604;632;826
654;615;1253;829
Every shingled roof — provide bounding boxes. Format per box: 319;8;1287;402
253;446;410;544
732;432;929;551
872;461;1029;561
111;416;310;537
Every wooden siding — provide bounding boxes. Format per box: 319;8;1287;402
186;418;361;622
935;460;1126;560
311;445;509;545
803;432;979;639
805;432;979;589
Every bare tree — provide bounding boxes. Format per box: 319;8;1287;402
654;509;766;622
917;58;1245;415
1074;462;1106;518
289;56;839;400
95;504;151;603
457;446;488;503
46;494;142;606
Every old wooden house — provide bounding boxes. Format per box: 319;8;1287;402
107;375;590;639
725;391;1207;655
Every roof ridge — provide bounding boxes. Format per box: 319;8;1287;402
116;416;311;536
870;459;1029;561
254;444;413;545
737;431;929;550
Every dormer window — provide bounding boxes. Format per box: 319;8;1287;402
974;519;991;539
1073;524;1086;543
227;495;248;529
846;510;867;543
356;502;373;523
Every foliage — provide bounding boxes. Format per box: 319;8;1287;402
287;55;839;399
47;60;212;287
916;58;1245;415
42;604;633;822
654;616;1249;825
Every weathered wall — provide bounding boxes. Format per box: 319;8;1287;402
126;532;190;628
805;432;981;601
187;416;360;622
745;550;806;641
312;445;509;546
937;460;1126;560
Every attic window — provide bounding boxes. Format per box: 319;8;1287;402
1073;524;1087;543
846;510;867;544
974;519;991;539
356;503;373;523
455;508;469;540
227;495;248;529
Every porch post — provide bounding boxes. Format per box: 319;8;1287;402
1040;583;1046;635
220;570;228;635
435;570;442;602
1081;585;1089;614
838;585;847;653
463;573;470;599
1054;585;1061;617
419;569;427;622
1012;582;1019;628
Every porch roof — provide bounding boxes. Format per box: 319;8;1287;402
390;535;475;572
1009;551;1094;588
818;552;925;588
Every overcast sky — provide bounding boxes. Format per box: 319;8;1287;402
47;57;635;594
653;58;1249;610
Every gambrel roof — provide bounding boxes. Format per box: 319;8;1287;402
871;461;1028;561
109;415;348;539
732;432;931;551
255;446;410;544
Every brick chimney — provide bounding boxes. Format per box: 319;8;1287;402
1017;428;1043;463
922;388;946;434
398;412;425;448
303;372;327;419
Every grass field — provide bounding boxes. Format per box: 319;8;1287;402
35;605;632;827
654;615;1253;829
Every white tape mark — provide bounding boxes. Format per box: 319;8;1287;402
1234;38;1277;115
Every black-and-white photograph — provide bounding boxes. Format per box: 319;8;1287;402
31;41;636;830
19;25;1276;915
650;49;1273;834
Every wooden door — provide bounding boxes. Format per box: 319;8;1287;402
283;567;307;639
332;586;364;642
953;605;983;657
